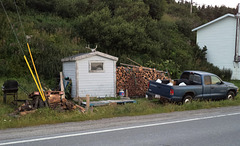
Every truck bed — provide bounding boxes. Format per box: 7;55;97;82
147;80;202;102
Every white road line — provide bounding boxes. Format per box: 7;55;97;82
1;112;240;145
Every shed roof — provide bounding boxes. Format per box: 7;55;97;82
192;13;235;32
61;51;118;62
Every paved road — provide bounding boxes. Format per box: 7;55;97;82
1;106;240;146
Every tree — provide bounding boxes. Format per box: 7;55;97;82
114;1;149;22
144;0;166;20
26;0;56;12
55;0;88;18
74;7;111;44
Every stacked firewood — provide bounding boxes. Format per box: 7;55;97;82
116;65;169;97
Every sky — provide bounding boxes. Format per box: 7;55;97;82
179;0;240;8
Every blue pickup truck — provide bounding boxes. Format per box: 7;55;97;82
146;71;239;104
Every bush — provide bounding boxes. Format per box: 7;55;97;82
215;68;232;81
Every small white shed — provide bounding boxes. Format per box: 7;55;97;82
61;51;118;98
192;13;240;80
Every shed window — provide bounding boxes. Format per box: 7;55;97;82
89;62;104;72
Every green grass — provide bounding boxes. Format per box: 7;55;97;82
0;80;240;129
230;80;240;87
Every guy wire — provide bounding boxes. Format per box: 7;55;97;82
13;0;28;44
0;0;25;56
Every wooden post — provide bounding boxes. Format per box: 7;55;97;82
60;72;65;99
86;94;90;111
78;96;81;105
126;89;128;97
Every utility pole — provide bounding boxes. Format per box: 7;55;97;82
190;0;193;14
235;3;240;62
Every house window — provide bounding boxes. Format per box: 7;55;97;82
89;62;104;73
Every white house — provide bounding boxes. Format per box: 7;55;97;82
192;13;240;80
61;51;118;98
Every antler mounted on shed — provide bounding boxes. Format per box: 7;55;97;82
86;44;97;52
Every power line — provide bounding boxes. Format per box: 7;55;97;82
13;0;28;44
0;0;25;56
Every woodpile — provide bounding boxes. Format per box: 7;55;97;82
117;64;169;97
27;91;84;112
11;91;85;116
49;97;85;112
46;91;85;112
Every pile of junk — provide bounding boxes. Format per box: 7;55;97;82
2;79;85;116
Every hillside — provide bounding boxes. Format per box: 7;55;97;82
0;0;236;83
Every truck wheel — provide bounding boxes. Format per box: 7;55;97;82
183;95;192;104
226;91;235;100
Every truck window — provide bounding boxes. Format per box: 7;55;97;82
193;74;201;84
211;76;221;84
189;74;201;84
204;76;211;85
180;72;189;79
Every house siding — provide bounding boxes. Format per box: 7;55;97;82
76;55;116;97
196;17;240;80
62;61;77;97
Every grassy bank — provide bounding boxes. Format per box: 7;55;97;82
1;94;240;129
0;79;239;129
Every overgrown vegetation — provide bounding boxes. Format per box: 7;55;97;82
1;92;240;129
0;0;236;83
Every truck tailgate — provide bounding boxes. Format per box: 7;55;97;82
148;80;171;98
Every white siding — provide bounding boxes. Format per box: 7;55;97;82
76;56;116;97
62;62;76;97
197;17;240;79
